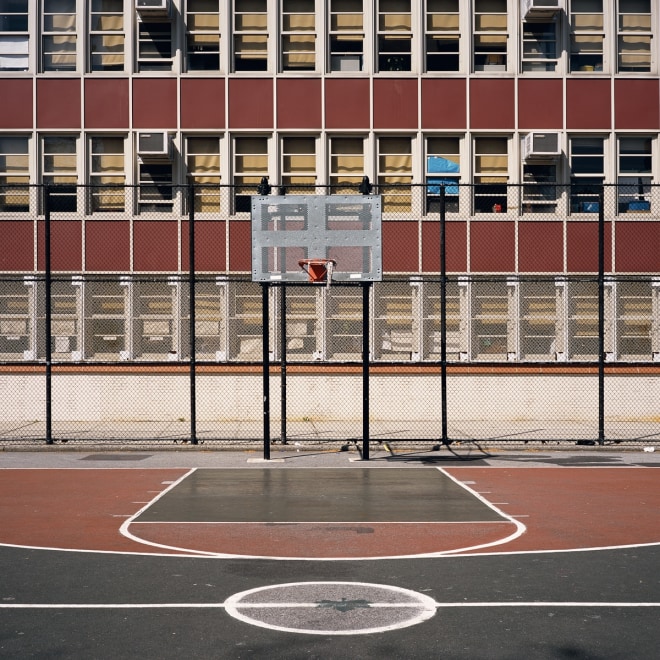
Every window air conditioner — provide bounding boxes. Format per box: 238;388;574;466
521;0;563;19
135;0;170;15
137;132;171;159
522;132;561;160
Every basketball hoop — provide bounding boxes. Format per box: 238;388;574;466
298;258;336;286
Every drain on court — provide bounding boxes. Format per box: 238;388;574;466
225;582;436;635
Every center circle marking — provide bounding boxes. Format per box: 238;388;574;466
224;581;437;636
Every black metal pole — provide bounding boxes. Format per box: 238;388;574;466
440;186;448;445
262;283;271;459
44;186;52;445
280;284;287;444
598;186;605;445
188;183;197;445
362;282;370;460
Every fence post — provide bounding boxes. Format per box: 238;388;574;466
598;186;605;445
187;183;197;445
439;185;448;446
280;284;287;444
262;282;271;459
44;185;53;445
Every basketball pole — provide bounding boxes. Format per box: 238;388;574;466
280;283;287;445
362;281;370;460
262;282;271;460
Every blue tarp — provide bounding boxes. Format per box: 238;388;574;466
427;157;459;195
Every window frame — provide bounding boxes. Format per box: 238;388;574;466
377;0;413;73
473;0;509;73
0;134;31;214
0;0;30;72
233;0;269;72
89;0;125;73
569;0;605;73
616;0;653;73
41;0;78;73
328;0;364;72
425;0;460;73
569;135;606;215
88;135;126;215
185;0;222;72
280;0;316;72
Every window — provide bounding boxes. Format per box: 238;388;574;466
186;136;221;213
378;0;412;72
617;137;652;214
47;280;81;359
567;281;602;359
233;136;268;212
330;137;364;193
89;136;125;213
133;281;177;360
374;282;415;360
281;137;316;191
89;0;124;72
186;0;221;71
182;280;227;361
84;279;128;360
569;137;604;213
377;136;412;213
0;0;29;71
426;0;459;72
522;21;558;72
616;281;653;360
474;137;508;213
0;279;33;360
0;136;29;212
137;21;172;72
42;0;76;72
522;163;558;214
617;0;652;73
234;0;268;71
329;0;363;72
470;280;513;361
138;162;174;213
281;0;315;71
570;0;604;72
42;136;78;213
473;0;508;72
426;136;461;213
519;281;560;361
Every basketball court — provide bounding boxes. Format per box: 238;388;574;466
1;448;660;658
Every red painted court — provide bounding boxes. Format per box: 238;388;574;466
1;466;658;559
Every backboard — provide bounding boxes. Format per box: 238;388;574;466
251;195;382;282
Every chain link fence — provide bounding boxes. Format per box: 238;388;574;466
0;182;658;452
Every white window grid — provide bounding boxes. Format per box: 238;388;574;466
89;0;125;73
41;0;77;73
328;0;364;72
377;0;412;72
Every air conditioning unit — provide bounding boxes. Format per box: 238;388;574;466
522;132;561;160
137;132;171;159
521;0;563;19
135;0;170;16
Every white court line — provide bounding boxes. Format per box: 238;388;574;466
434;467;527;555
1;601;659;610
119;467;219;557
